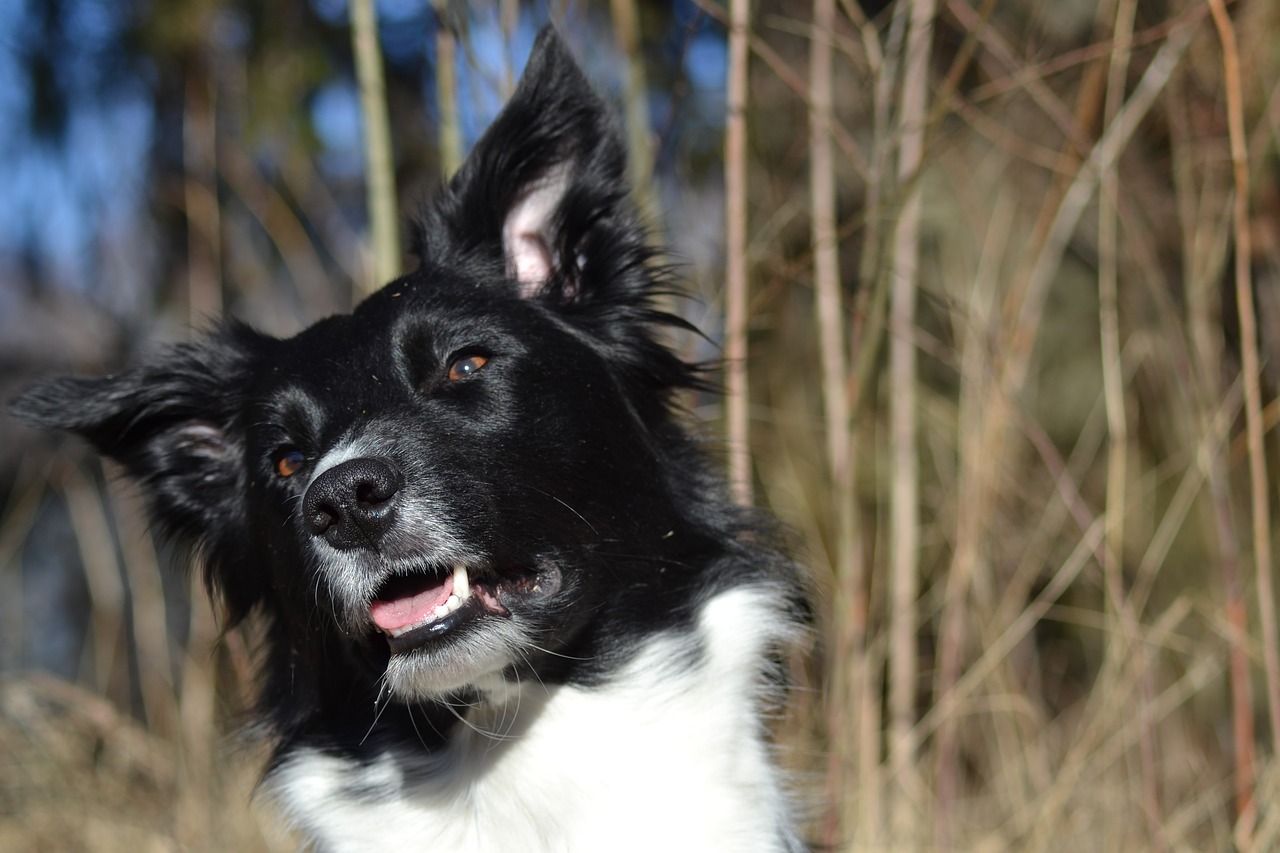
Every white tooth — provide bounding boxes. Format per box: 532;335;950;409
445;594;460;611
453;565;470;600
433;604;449;618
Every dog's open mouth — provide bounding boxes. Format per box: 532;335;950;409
369;564;538;654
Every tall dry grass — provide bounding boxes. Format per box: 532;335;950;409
3;1;1280;850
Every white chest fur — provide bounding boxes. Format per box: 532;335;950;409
269;587;800;852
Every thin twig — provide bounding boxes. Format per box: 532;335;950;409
888;0;935;844
1210;4;1280;843
1171;24;1256;831
1098;2;1163;847
351;0;400;291
808;2;858;846
432;0;464;178
183;63;222;325
724;0;752;506
610;0;657;225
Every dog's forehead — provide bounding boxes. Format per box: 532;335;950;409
249;274;533;401
278;278;494;354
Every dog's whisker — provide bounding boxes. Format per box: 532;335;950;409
440;695;514;744
359;679;394;746
520;487;600;536
404;702;431;752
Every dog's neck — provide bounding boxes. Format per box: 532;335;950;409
268;585;802;853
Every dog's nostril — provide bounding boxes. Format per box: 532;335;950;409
308;502;340;535
356;481;391;506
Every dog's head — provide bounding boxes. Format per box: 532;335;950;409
11;28;706;704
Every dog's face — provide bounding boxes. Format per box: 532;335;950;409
230;271;688;699
12;29;699;703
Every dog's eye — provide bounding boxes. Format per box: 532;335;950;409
447;354;489;381
274;448;306;478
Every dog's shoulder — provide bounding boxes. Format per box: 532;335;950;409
268;582;806;853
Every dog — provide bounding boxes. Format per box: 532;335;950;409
12;26;810;852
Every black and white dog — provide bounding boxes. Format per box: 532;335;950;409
13;27;809;852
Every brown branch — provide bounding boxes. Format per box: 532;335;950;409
808;1;861;846
183;65;222;325
889;0;935;844
610;0;658;226
432;0;464;178
724;0;752;506
1210;0;1280;839
351;0;401;291
1097;2;1163;847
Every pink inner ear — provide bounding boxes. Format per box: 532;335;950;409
503;165;571;297
507;231;553;293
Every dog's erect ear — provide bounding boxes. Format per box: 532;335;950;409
414;25;639;302
10;329;260;611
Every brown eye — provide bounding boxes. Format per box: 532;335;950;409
448;354;489;381
275;449;306;478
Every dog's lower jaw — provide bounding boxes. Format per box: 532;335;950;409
268;584;805;853
380;614;534;700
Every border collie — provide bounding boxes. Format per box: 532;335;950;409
12;27;810;852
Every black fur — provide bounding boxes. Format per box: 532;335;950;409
11;27;808;847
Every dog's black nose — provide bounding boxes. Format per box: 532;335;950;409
303;457;404;549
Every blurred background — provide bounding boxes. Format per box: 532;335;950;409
2;0;1280;850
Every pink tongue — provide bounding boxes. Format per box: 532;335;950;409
370;574;454;633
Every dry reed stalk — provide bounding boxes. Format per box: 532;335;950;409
888;0;935;843
1097;1;1163;847
350;0;400;291
1193;290;1256;839
432;0;464;178
1172;108;1254;845
111;479;178;739
1171;63;1257;841
179;62;229;832
500;0;519;95
610;0;656;225
806;1;859;845
844;9;909;839
183;65;222;324
929;294;989;846
724;0;752;506
59;466;124;697
0;469;45;671
850;0;907;409
1163;56;1256;839
174;568;219;845
1209;0;1280;762
933;180;1009;851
